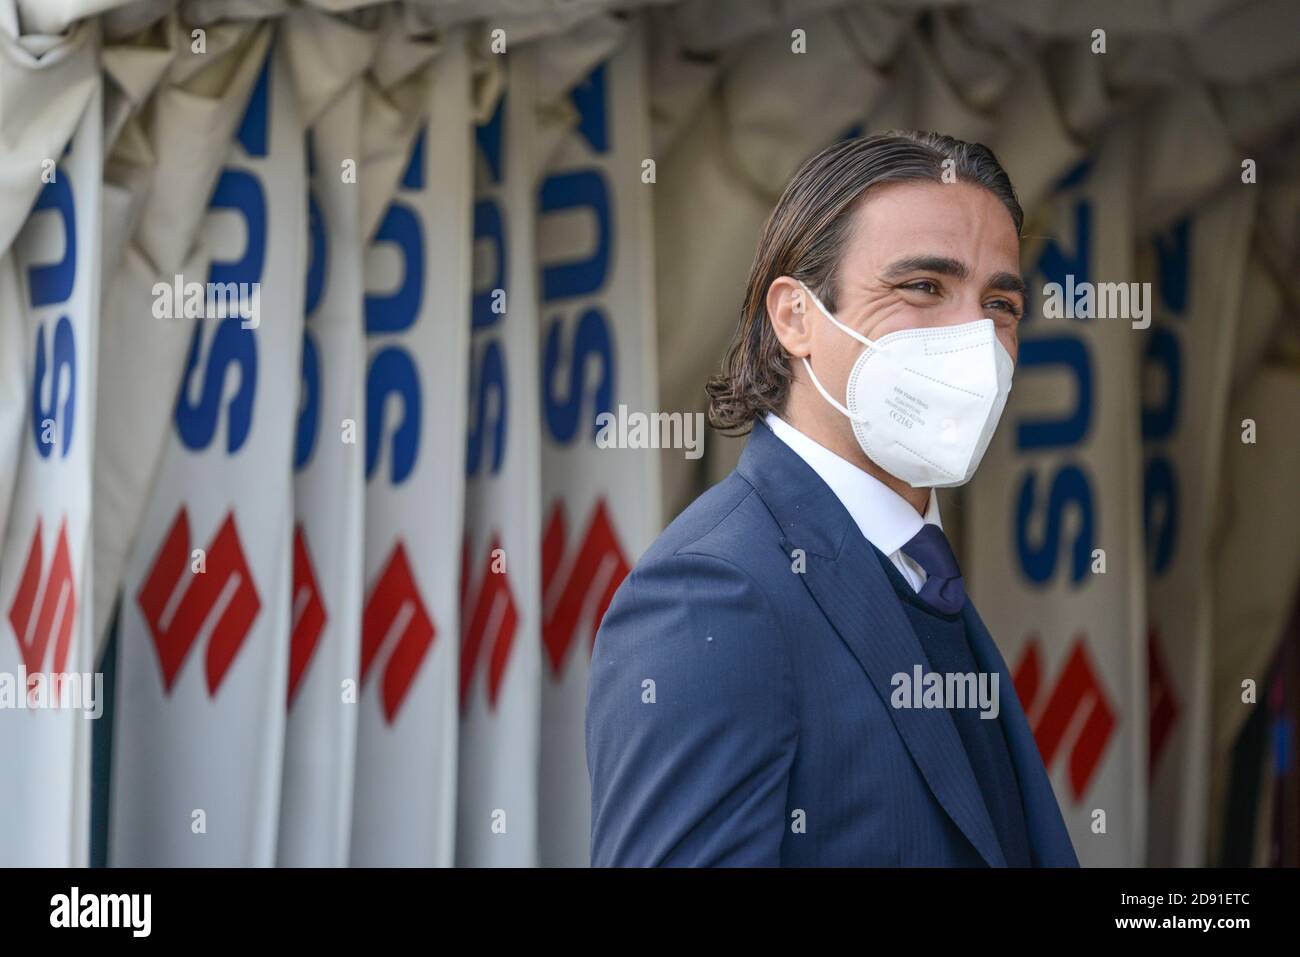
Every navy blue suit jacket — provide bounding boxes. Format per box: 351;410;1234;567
586;418;1078;866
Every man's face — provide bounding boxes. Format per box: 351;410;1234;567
803;179;1024;403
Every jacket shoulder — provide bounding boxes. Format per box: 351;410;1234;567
639;470;783;575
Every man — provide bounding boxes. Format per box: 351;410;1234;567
585;131;1078;867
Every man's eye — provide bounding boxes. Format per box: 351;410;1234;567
985;298;1022;319
901;280;939;295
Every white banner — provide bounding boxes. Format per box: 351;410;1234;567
968;135;1147;867
458;51;542;868
109;41;304;866
1141;189;1256;867
92;20;272;656
0;0;99;628
276;10;371;866
0;253;25;557
536;25;661;868
350;31;472;867
0;66;102;868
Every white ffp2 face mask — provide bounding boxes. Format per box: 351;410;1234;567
796;281;1014;488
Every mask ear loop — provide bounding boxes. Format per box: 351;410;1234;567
795;281;879;425
800;356;866;423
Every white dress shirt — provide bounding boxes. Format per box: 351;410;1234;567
764;412;941;593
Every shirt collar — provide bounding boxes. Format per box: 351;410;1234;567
763;412;941;557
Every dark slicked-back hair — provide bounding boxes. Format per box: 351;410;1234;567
704;130;1023;434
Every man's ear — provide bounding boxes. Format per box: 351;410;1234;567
767;276;814;358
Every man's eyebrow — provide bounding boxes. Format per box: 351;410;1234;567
880;256;1027;299
881;255;969;281
987;271;1028;298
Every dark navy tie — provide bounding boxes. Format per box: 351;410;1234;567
900;524;966;615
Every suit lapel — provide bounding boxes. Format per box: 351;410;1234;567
738;421;1005;867
962;600;1080;866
